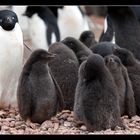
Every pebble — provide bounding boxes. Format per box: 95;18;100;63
64;121;71;127
0;107;140;134
80;125;87;131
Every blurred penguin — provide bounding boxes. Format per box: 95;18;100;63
49;6;90;40
12;6;30;41
23;6;60;51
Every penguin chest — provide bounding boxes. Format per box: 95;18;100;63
28;14;48;50
58;6;88;39
0;23;23;107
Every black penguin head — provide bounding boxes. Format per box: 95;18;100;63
30;49;56;63
113;47;136;66
23;6;43;18
81;54;105;80
62;37;84;52
79;30;97;48
104;54;122;71
0;10;18;31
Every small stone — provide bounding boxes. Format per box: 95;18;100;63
80;125;87;131
9;121;15;127
64;121;71;127
41;120;53;130
15;121;24;126
51;117;59;123
67;117;73;122
53;122;59;132
131;115;140;122
1;125;9;131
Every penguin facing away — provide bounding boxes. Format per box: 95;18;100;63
79;30;97;48
23;6;60;51
0;10;24;109
56;6;90;40
48;42;79;110
74;53;122;131
104;54;136;118
62;37;93;64
17;49;64;124
90;41;118;58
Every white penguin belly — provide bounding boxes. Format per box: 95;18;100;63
29;14;48;50
58;6;89;40
12;6;30;41
0;23;23;108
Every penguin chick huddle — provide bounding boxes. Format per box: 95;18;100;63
0;6;140;133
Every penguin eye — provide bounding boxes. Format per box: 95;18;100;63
12;17;15;20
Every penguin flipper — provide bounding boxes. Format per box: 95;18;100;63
49;68;64;111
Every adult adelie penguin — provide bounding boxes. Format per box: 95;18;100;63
23;6;60;51
107;6;140;61
0;10;24;109
17;49;64;124
74;53;122;131
48;42;79;110
99;14;115;43
54;6;90;40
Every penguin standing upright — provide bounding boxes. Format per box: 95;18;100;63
17;49;64;124
51;6;90;40
48;42;79;110
107;6;140;61
0;10;24;108
104;54;136;118
23;6;60;51
74;53;122;131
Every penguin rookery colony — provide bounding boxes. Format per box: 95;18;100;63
1;6;140;134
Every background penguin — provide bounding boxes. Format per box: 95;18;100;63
79;30;97;48
12;6;30;41
48;42;79;110
104;54;136;118
0;10;24;109
90;41;118;57
62;37;93;64
23;6;60;51
130;6;140;24
50;6;90;40
74;53;122;131
99;14;115;43
107;6;140;61
113;47;140;116
17;49;64;124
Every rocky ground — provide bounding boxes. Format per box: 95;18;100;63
0;107;140;135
